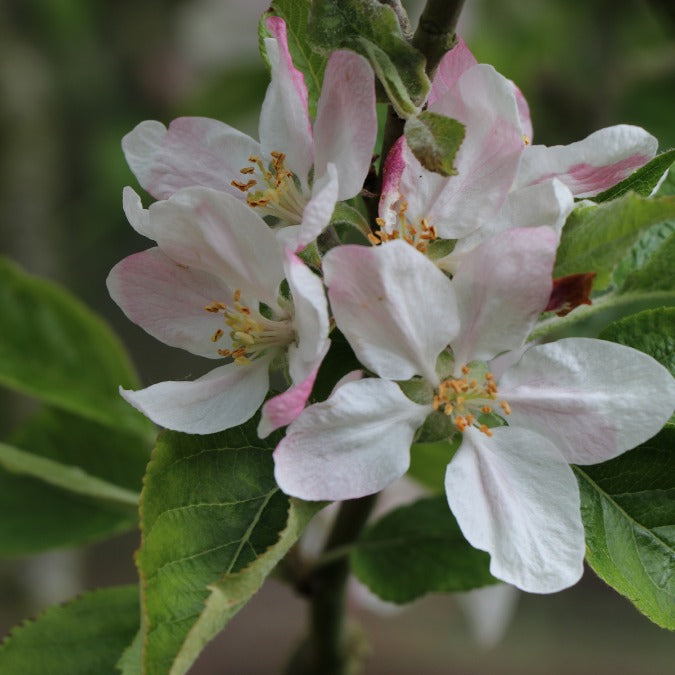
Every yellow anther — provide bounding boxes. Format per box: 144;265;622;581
461;365;470;375
481;405;492;414
479;424;493;437
240;166;255;175
204;301;227;313
500;401;512;415
523;134;531;146
211;329;224;342
217;348;231;357
231;179;257;191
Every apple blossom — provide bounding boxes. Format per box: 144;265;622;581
107;185;329;435
273;229;675;593
121;16;377;251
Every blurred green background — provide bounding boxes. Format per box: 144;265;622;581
1;0;673;672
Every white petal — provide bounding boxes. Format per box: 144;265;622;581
107;247;234;358
284;251;330;384
403;65;524;238
445;426;585;593
292;163;339;251
147;187;284;309
450;227;557;368
260;18;313;187
313;50;377;201
515;125;658;197
273;378;430;500
122;187;153;239
324;241;459;384
121;359;271;434
499;338;675;464
456;584;519;648
122;118;260;200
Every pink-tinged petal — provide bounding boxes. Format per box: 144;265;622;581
456;584;519;649
122;118;261;200
378;137;406;231
514;84;533;142
273;378;430;500
427;36;477;107
284;250;330;383
292;163;339;251
515;125;658;197
499;338;675;465
403;65;524;238
258;365;321;438
147;187;284;309
439;179;574;274
450;227;557;368
107;247;234;359
123;187;153;239
313;50;377;201
260;17;313;187
445;426;584;593
121;359;271;434
324;241;459;384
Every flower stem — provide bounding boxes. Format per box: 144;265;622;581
289;494;378;675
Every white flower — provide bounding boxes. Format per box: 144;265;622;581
107;186;329;435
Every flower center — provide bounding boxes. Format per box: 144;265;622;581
368;200;438;253
231;152;307;224
433;365;511;436
204;290;294;365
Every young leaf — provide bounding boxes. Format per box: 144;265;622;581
261;0;327;118
352;496;497;603
553;193;675;290
593;151;675;202
0;408;148;556
574;427;675;629
0;585;139;674
137;419;320;675
618;231;675;295
0;258;153;439
612;221;674;288
308;0;429;118
599;308;675;376
404;111;465;176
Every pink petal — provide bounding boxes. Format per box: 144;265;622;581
147;187;285;309
378;137;406;231
499;338;675;465
402;65;524;238
284;250;330;384
313;50;377;201
515;125;658;197
427;36;477;107
324;241;459;384
107;247;234;359
445;426;584;593
273;378;430;500
450;227;557;368
122;187;152;239
260;17;313;187
122;117;261;201
121;359;271;434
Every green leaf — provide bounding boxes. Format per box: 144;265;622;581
0;585;139;674
0;258;152;439
0;409;148;556
330;201;371;239
262;0;328;118
408;440;457;492
574;427;675;629
594;151;675;202
0;441;138;508
599;308;675;375
404;112;465;176
352;496;497;603
553;193;675;290
308;0;429;118
137;419;321;675
618;231;675;295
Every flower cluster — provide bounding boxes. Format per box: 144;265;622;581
109;21;674;594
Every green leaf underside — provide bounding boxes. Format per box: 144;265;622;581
308;0;429;117
599;308;675;376
137;419;321;675
352;496;497;604
619;231;675;295
404;112;465;176
574;427;675;629
613;220;674;288
0;408;148;556
0;258;152;439
0;585;139;675
553;193;675;290
0;441;138;507
263;0;327;118
594;151;675;202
